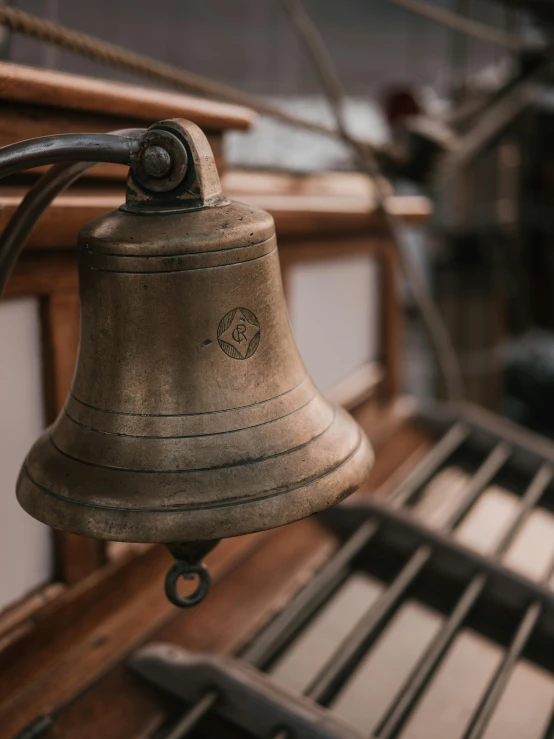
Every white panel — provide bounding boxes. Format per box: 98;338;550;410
288;255;379;390
482;661;554;739
503;508;554;582
269;574;382;694
0;297;52;611
225;96;388;173
332;600;442;732
401;630;502;739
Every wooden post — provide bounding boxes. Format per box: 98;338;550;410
5;253;106;586
41;287;107;585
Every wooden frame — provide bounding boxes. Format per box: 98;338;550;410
4;252;106;585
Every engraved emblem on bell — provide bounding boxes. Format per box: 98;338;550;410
217;307;261;360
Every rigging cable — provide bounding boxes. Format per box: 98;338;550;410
280;0;465;401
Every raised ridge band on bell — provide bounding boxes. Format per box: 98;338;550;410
22;408;359;505
82;238;277;273
80;200;275;257
18;419;372;542
62;389;317;440
50;395;335;471
64;376;315;437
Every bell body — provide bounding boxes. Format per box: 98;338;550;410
17;121;372;543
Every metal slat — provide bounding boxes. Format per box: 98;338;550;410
374;464;553;739
153;423;554;739
159;510;381;739
163;691;218;739
264;425;472;739
295;443;510;708
387;422;470;508
374;573;487;738
440;442;512;532
493;465;554;556
241;520;381;668
244;423;469;670
461;527;554;739
462;601;542;739
304;545;433;705
161;423;468;738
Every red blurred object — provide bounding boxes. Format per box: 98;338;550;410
382;86;421;130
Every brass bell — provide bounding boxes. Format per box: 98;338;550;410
16;119;373;604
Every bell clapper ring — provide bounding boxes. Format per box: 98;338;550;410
164;540;220;608
164;560;211;608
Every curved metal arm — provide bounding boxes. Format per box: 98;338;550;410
0;129;145;296
0;132;141;179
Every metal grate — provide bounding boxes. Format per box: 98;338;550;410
156;404;554;739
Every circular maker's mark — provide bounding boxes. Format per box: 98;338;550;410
217;307;260;360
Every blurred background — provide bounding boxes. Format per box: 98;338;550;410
2;3;554;736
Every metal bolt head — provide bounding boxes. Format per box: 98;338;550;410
141;145;172;179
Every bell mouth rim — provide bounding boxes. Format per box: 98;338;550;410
17;427;373;543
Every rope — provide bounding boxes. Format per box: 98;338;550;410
281;0;465;401
0;5;340;140
389;0;524;50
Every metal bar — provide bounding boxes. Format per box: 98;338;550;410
358;497;554;617
0;132;139;180
0;128;144;298
242;519;381;667
245;425;470;668
167;517;382;737
462;601;542;739
387;422;470;508
167;519;383;738
304;545;433;705
494;464;554;557
461;528;554;739
267;429;485;735
161;433;522;737
374;464;553;738
243;428;473;737
441;442;512;532
417;403;554;469
299;442;510;707
375;573;487;738
163;690;218;739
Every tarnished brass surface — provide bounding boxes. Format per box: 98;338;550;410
17;119;373;544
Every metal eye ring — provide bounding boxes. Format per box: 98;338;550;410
164;560;211;608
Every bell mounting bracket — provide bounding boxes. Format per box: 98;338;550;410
126;118;227;213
